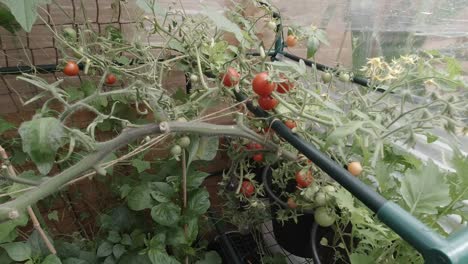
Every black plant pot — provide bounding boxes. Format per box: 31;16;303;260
261;166;349;263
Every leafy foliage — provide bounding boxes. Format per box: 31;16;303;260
0;0;51;32
399;161;450;215
19;117;64;175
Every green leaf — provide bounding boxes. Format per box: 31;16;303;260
195;251;222;264
104;255;116;264
451;150;468;185
327;121;365;143
116;253;151;264
445;57;462;78
0;214;28;243
202;7;244;43
188;189;210;215
186;218;199;243
119;184;132;199
149;232;166;250
28;230;54;257
64;87;84;102
127;184;153;211
350;253;374;264
307;36;320;58
150;182;176;203
112;244;126;259
120;234;132;246
425;133;438;143
165;227;186;246
0;3;20;33
187;170;209;190
62;258;88;264
399;161;451;215
151;203;181;226
0;117;15;134
97;241;113;257
19;117;64;175
41;255;62;264
107;231;121;243
131;159;151;173
374;161;396;193
0;0;51;32
191;136;219;164
47;210;59;222
0;242;31;261
148;250;180;264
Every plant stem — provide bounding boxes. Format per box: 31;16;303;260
0;145;56;254
271;93;334;126
0;121;294;221
181;150;189;264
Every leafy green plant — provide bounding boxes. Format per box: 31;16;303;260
0;0;467;264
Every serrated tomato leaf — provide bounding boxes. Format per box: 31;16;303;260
399;161;450;215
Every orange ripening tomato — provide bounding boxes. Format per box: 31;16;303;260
286;35;298;47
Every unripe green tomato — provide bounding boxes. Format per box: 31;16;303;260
178;136;191;148
339;72;350;82
63;27;77;40
323;185;336;194
302;185;319;202
267;21;277;30
314;207;336;227
190;74;198;82
321;72;332;83
314;192;327;206
176;117;187;122
171;145;182;155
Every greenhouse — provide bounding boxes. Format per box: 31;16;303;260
0;1;467;263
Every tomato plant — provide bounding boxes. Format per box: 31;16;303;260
0;1;467;264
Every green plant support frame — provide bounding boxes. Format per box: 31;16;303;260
266;20;468;263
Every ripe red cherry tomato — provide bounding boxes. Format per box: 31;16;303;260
258;96;278;111
106;74;117;85
286;35;298;47
253;153;264;162
252;72;275;96
296;169;313;188
241;181;255;197
246;142;262;150
221;67;240;87
277;74;294;94
284;120;296;129
63;61;79;76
